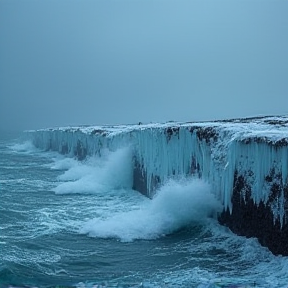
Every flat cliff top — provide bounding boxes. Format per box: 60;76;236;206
30;115;288;144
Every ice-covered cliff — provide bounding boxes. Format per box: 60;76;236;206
26;116;288;255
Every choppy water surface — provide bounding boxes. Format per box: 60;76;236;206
1;133;288;288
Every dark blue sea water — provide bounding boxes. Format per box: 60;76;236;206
1;132;288;288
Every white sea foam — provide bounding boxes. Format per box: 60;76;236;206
27;117;288;223
10;140;37;153
50;157;79;170
53;147;133;194
80;178;223;241
4;132;288;288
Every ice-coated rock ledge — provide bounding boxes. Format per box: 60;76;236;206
26;116;288;255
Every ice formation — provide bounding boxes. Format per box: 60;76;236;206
26;116;288;227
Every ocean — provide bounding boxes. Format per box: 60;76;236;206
1;132;288;288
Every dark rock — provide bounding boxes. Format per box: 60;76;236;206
91;129;107;136
75;140;87;161
132;158;160;198
240;137;288;147
189;126;218;144
132;160;148;197
263;119;288;126
165;127;180;141
61;143;69;155
218;171;288;256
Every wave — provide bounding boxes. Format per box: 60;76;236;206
80;178;223;241
52;147;133;194
9;140;38;153
50;157;79;170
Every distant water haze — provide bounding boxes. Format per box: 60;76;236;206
0;0;287;131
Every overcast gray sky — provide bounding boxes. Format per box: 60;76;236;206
0;0;287;131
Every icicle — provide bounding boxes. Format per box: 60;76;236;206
26;117;288;226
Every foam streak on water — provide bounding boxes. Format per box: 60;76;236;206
1;135;288;288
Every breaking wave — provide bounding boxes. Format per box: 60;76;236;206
53;147;133;194
80;178;222;241
9;140;38;153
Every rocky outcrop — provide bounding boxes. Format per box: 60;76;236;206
218;170;288;255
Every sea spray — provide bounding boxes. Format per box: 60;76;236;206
2;135;288;288
50;157;79;171
53;147;133;194
80;178;222;241
10;140;38;153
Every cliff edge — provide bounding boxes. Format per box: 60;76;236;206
27;116;288;255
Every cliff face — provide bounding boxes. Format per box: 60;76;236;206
27;116;288;255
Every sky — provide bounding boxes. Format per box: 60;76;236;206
0;0;287;131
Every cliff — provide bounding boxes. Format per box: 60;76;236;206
26;116;288;255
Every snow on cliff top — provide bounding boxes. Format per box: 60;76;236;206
29;115;288;143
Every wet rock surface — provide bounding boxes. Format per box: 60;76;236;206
218;172;288;255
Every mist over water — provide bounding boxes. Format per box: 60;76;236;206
1;135;288;288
